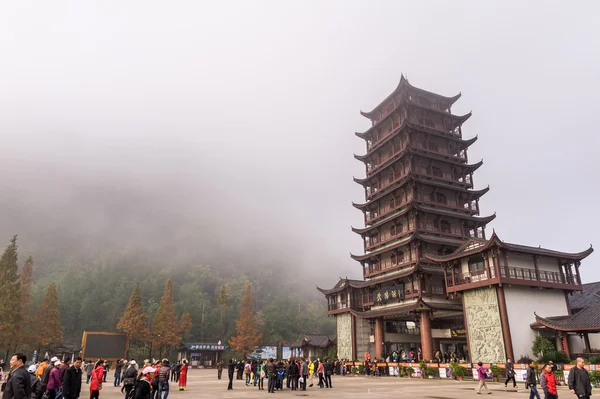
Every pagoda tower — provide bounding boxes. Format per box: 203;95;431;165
318;76;495;361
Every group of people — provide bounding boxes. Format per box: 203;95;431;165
1;353;83;399
0;353;189;399
476;357;593;399
224;357;336;392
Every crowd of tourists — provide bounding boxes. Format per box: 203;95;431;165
475;357;593;398
222;357;338;392
2;352;595;399
0;353;189;399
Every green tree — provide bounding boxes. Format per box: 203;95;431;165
532;334;555;359
216;284;229;340
0;236;22;355
19;256;35;348
229;282;262;358
33;282;64;352
152;279;180;357
117;284;149;344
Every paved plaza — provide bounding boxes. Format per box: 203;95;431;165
96;369;542;398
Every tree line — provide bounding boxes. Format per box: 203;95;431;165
0;236;334;361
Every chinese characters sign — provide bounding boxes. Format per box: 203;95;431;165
187;343;226;351
374;285;404;303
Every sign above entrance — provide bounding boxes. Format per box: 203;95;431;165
187;343;226;351
374;285;405;304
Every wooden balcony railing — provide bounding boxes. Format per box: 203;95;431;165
328;302;349;311
365;194;413;224
446;265;579;290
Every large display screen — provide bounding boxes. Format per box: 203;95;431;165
82;332;128;360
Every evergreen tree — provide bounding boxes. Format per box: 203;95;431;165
216;284;228;340
229;282;262;358
152;279;180;356
34;282;64;351
179;312;192;340
19;256;35;347
117;283;149;344
0;236;22;352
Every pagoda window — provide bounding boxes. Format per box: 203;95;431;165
428;141;439;152
440;220;451;233
435;193;447;204
468;256;485;273
429;166;443;178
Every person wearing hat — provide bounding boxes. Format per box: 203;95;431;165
46;360;63;399
121;361;138;399
39;357;59;399
134;367;156;399
28;364;41;399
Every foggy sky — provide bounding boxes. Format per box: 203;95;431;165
1;1;598;284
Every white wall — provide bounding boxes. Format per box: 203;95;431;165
504;286;568;359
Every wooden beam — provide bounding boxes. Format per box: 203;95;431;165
496;287;515;361
533;255;540;281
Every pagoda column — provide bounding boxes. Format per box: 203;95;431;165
584;333;592;353
496;287;515;361
374;317;384;359
419;311;433;361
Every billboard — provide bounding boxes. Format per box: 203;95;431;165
81;332;129;360
247;346;278;360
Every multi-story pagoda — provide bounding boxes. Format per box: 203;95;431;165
318;76;496;361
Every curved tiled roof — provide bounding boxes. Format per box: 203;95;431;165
360;75;461;119
426;231;593;263
569;282;600;312
534;306;600;332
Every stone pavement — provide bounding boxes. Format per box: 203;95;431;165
94;369;539;398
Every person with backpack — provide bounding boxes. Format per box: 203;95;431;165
28;365;41;399
39;357;58;399
121;362;138;399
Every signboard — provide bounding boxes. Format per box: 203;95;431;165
439;367;447;378
388;366;399;376
451;329;467;338
432;329;451;339
81;332;128;360
515;369;527;382
247;346;278;360
187;343;226;351
374;285;405;304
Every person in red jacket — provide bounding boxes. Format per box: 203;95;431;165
540;363;558;399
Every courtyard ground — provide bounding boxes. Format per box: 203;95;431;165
94;369;560;398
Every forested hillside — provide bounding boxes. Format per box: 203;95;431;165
0;234;335;358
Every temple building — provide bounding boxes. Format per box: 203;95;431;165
318;76;595;363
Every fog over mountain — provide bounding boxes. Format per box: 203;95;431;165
1;0;598;287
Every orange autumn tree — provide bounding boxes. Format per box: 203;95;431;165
152;279;180;357
117;284;149;345
179;312;192;341
229;282;262;358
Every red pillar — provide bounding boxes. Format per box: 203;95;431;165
374;317;384;359
420;311;433;361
